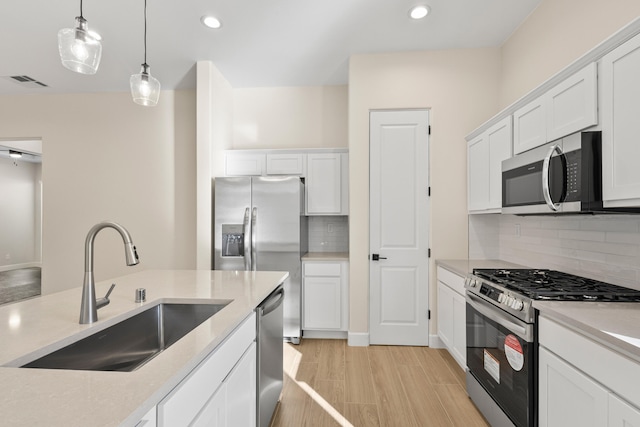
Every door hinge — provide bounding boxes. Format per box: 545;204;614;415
428;125;431;135
428;309;431;320
428;248;431;258
428;186;431;197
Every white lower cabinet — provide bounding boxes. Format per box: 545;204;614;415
135;406;157;427
191;342;257;427
157;313;257;427
609;394;640;426
436;266;466;369
302;261;348;331
539;346;608;427
539;315;640;427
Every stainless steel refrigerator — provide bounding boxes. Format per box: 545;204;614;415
214;176;307;343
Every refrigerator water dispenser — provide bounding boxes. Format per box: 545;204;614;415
221;224;244;257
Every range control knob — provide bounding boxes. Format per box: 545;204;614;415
498;293;505;303
512;299;525;311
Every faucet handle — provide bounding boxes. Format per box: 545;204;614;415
96;283;116;310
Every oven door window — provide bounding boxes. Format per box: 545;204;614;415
466;302;534;427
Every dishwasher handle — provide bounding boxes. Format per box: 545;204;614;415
260;287;285;317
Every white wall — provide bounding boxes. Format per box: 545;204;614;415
348;48;502;336
0;157;41;268
499;0;640;108
0;90;196;294
232;86;348;149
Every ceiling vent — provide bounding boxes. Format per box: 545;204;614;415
2;75;48;88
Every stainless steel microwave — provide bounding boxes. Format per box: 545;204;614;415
501;131;604;215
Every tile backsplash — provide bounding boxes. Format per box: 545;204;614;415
469;214;640;291
308;216;349;252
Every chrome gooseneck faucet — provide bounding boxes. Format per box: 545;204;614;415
79;221;139;324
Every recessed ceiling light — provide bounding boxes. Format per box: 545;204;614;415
409;5;430;20
201;15;222;29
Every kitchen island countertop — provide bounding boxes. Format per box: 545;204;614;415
0;269;287;427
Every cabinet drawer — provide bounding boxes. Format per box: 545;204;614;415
539;315;640;408
304;262;341;276
436;266;466;296
158;312;256;426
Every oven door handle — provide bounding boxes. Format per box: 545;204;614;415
542;144;564;212
466;293;534;342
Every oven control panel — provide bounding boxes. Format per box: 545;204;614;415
465;276;526;311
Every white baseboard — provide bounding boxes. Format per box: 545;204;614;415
347;332;369;347
429;334;446;349
0;262;41;273
302;330;348;340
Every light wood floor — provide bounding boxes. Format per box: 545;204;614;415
270;339;489;427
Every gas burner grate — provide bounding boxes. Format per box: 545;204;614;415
472;268;640;302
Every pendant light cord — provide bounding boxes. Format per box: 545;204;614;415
79;0;84;18
143;0;148;66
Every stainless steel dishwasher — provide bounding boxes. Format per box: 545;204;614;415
256;284;284;427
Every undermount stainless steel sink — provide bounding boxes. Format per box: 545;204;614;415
21;301;232;372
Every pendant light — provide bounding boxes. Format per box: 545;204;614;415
130;0;160;106
58;0;102;75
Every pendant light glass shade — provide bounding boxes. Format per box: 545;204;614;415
58;16;102;75
130;64;160;106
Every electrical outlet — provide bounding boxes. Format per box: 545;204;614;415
515;224;521;238
5;253;10;260
327;223;334;233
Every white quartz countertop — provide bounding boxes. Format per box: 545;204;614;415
0;269;287;427
436;259;526;277
534;300;640;364
302;252;349;261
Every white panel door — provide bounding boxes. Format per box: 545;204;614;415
369;110;429;346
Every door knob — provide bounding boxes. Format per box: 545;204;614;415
371;253;387;261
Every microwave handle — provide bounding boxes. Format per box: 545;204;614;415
542;144;564;211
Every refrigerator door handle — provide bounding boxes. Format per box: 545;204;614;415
243;207;251;271
251;207;258;271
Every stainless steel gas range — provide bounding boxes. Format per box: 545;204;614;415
464;268;640;427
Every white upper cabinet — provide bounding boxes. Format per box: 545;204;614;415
546;63;598;142
225;152;265;176
513;63;597;155
513;95;546;154
601;32;640;207
468;116;512;213
306;153;349;215
266;153;305;175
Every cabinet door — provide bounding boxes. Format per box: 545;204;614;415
609;394;640;427
487;116;512;210
225;152;266;176
135;406;157;427
467;134;490;211
436;281;454;350
303;276;342;329
191;384;227;427
226;342;257;427
266;153;305;175
601;32;640;207
539;347;608;427
514;95;547;154
451;291;466;369
546;63;598;142
306;153;343;215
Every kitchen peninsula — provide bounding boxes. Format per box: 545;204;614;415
0;269;287;426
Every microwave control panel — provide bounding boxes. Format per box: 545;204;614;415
562;150;581;202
